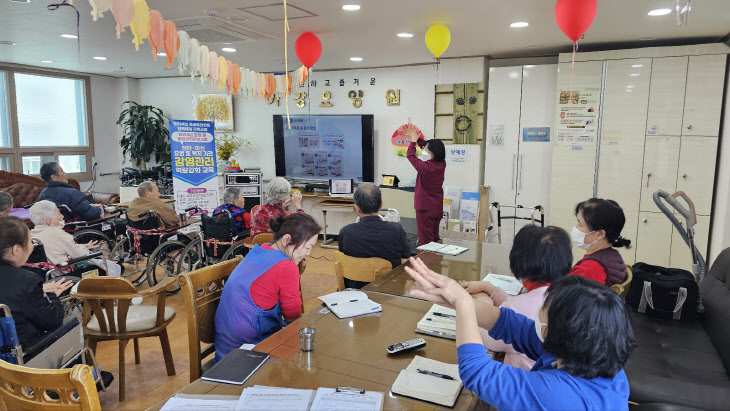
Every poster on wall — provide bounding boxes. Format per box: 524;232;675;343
487;124;505;148
522;127;551;142
192;94;234;131
556;87;600;145
446;147;469;164
169;119;219;216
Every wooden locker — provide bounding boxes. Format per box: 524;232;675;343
646;57;688;136
635;211;673;266
670;214;711;272
640;136;681;212
682;54;727;137
676;136;719;216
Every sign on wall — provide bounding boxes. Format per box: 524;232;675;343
169;119;219;215
556;87;600;145
522;127;551;142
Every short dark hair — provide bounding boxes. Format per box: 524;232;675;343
575;198;631;248
353;183;381;214
40;162;61;182
509;225;572;284
0;192;13;212
542;276;636;379
425;139;446;162
0;217;31;262
269;213;321;248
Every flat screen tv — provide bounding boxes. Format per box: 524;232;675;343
273;114;374;182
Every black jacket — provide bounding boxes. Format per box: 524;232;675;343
39;181;101;221
338;216;411;269
0;261;65;346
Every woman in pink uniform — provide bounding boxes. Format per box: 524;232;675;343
405;125;446;245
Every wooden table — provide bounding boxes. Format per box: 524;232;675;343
149;291;477;410
364;239;511;297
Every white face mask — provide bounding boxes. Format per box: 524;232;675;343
420;152;431;161
571;226;596;250
534;305;547;343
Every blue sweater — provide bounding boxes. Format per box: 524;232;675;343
457;308;629;411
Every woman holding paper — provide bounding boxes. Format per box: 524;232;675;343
405;260;635;411
405;124;446;246
214;213;321;362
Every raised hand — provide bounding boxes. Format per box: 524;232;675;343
43;279;74;296
404;257;471;307
292;191;303;209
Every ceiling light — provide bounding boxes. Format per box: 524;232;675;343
632;64;643;68
9;0;31;3
350;57;363;62
40;60;54;64
221;47;236;53
342;4;360;11
648;8;672;16
397;32;413;38
626;85;635;89
524;65;535;68
510;22;529;28
629;73;640;77
93;56;107;60
0;41;15;46
60;33;78;39
157;52;166;57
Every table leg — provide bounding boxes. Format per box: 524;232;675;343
320;209;337;249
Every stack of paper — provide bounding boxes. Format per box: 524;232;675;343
416;242;468;256
415;304;456;340
234;386;383;411
482;273;524;296
391;356;463;407
318;291;382;319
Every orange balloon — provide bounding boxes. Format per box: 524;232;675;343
148;10;164;60
232;64;241;95
286;73;292;95
163;20;179;69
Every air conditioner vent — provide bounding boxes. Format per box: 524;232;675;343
174;16;277;42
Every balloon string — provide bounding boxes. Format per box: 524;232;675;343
284;0;291;130
570;41;578;103
48;0;81;64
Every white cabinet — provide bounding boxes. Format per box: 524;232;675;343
646;57;688;136
635;211;674;266
683;54;727;137
670;214;711;272
640;136;680;212
676;136;719;216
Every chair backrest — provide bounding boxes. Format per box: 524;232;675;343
0;362;100;411
333;251;392;291
252;233;273;245
201;213;233;242
610;264;633;299
178;256;242;382
0;305;23;365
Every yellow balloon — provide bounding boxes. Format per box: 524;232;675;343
425;24;451;58
218;56;228;92
130;0;151;51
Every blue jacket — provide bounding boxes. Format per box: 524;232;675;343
39;182;101;221
457;308;630;411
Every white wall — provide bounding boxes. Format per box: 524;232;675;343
135;57;485;186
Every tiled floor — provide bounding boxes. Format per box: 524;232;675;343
95;241;338;410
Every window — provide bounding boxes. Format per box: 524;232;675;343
0;67;94;181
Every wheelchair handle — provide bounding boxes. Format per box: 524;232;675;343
62;252;103;266
138;210;153;218
184;206;202;213
212;210;229;218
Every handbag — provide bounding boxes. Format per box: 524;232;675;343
626;262;699;321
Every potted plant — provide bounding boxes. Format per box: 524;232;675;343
117;101;170;170
215;132;251;172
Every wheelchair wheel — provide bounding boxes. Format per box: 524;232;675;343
73;229;112;259
147;240;186;295
222;243;249;261
177;238;204;275
110;237;147;286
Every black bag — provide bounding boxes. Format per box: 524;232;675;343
626;262;699;321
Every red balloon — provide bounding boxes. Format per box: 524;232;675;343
554;0;598;42
295;32;322;68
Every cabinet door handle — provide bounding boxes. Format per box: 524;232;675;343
651;125;657;130
682;173;687;179
646;172;652;187
642;218;648;223
686;124;693;130
519;154;524;190
511;154;516;190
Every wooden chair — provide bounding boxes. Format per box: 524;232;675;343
242;232;275;249
333;251;392;291
0;362;100;411
178;256;242;383
72;276;177;402
610;264;634;300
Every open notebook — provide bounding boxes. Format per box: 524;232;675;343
391;356;462;407
318;290;382;319
415;304;456;340
482;273;524;296
417;242;468;256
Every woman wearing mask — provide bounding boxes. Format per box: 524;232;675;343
405;124;446;246
214;213;321;361
570;198;631;286
457;225;573;370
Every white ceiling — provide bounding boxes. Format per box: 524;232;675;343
0;0;728;78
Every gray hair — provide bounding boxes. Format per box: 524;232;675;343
0;192;12;213
223;187;242;205
265;177;292;204
137;181;157;197
353;183;382;214
29;200;59;226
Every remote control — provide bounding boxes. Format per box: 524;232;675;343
387;338;426;354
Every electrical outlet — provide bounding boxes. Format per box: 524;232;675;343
92;157;98;166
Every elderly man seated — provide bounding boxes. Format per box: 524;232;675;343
38;162;102;221
338;183;410;288
0;191;12;217
127;181;178;228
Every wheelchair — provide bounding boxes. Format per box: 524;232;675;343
109;207;196;295
176;209;250;275
55;204;127;260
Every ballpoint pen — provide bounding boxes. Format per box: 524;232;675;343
417;369;455;380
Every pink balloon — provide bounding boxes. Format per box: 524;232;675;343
148;10;164;60
226;60;234;94
209;51;219;87
111;0;133;39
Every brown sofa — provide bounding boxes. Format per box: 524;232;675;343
0;170;119;207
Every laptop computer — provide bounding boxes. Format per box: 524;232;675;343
328;179;354;198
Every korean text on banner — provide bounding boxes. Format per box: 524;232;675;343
170;119;219;215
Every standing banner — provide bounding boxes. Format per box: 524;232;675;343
169;119;219;216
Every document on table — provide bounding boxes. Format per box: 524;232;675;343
416;242;468;256
160;395;239;410
482;273;524;296
310;387;384;411
415;304;457;339
235;386;315;411
318;291;382;319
